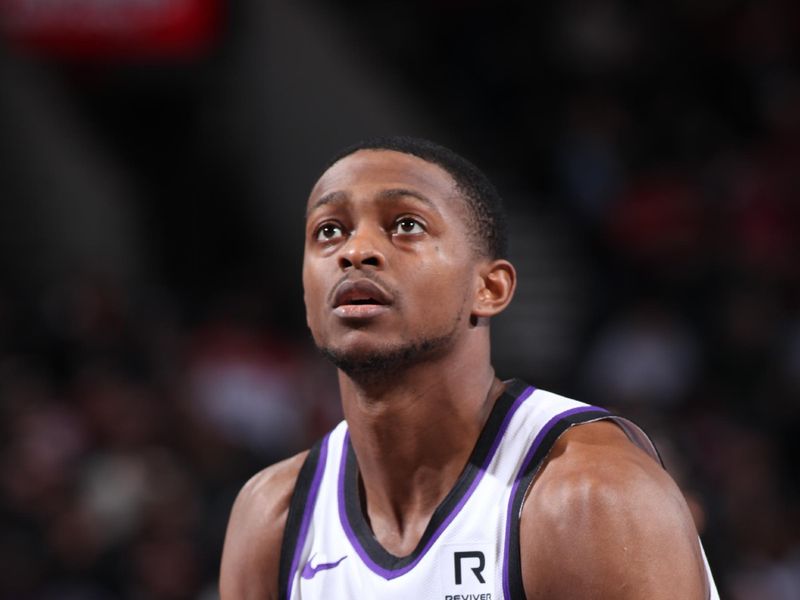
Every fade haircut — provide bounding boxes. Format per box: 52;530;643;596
323;136;508;259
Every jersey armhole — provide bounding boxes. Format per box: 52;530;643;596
277;436;327;600
504;409;610;599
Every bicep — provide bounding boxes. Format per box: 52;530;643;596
520;437;707;599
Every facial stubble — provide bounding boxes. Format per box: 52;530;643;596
316;309;466;384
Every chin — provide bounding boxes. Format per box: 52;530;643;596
316;331;456;380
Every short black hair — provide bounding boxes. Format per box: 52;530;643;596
323;136;508;259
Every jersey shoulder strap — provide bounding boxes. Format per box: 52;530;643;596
277;433;331;600
503;389;655;598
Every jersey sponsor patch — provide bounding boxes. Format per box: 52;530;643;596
439;543;494;600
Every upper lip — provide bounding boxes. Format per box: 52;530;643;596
331;278;393;308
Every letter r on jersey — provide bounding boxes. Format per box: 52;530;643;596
454;551;486;584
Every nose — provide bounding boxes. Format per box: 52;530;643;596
338;226;385;271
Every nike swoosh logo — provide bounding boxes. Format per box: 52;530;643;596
301;554;348;580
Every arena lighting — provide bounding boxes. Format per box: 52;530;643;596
0;0;220;60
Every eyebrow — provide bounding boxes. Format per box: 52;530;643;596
307;190;347;218
306;188;440;219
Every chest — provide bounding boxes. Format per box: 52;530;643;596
297;462;510;600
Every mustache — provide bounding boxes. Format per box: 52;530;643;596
326;271;399;307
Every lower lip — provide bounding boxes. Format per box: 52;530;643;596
333;304;390;319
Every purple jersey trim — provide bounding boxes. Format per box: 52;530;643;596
501;405;607;599
287;432;330;600
338;385;536;580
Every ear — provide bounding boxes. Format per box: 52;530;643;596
472;259;516;319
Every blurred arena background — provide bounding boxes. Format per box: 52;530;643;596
0;0;798;598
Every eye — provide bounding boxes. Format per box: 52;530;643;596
393;217;425;236
315;222;345;242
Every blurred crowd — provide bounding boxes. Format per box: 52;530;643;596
0;281;342;599
1;0;799;598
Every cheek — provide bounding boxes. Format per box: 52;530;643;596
302;264;324;323
408;256;473;313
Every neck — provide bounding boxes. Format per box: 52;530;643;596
338;332;504;555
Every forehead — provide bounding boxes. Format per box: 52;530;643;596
307;149;460;214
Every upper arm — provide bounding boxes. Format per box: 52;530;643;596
520;421;708;600
219;451;308;600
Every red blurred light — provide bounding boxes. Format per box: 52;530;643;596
0;0;220;60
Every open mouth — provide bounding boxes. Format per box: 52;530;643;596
331;279;392;310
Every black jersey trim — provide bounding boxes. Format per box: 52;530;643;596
338;379;534;579
278;434;329;600
503;409;611;600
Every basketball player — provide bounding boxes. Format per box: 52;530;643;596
220;137;719;599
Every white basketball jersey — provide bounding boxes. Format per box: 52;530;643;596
278;380;719;599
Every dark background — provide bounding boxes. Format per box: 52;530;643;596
1;1;798;598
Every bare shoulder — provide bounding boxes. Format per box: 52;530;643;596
219;450;309;600
520;420;708;600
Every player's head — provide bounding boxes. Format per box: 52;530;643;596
303;138;515;380
324;136;508;260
